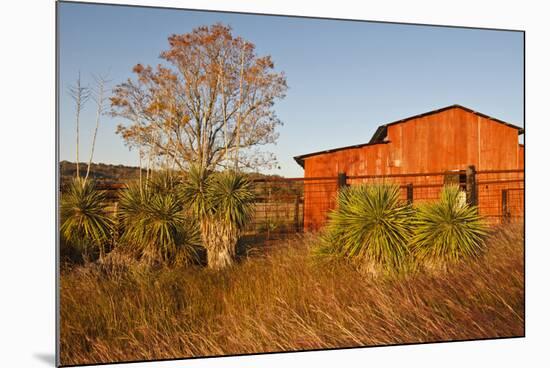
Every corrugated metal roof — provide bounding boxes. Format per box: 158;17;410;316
294;104;524;168
293;141;390;168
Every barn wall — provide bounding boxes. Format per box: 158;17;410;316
303;143;392;178
302;107;523;230
386;107;521;172
518;144;525;169
303;143;392;230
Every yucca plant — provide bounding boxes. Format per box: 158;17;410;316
118;173;200;265
60;177;114;261
147;169;181;196
179;165;210;221
410;185;488;269
117;180;151;229
181;166;255;269
317;183;414;274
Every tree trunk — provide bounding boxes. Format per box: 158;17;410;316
207;245;233;270
234;44;246;171
201;219;238;270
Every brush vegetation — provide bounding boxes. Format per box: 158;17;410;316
60;177;114;260
117;173;201;265
59;178;519;366
60;224;524;366
316;184;414;274
316;184;487;274
411;185;488;268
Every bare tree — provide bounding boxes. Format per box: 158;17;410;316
85;73;110;183
68;72;90;178
110;23;288;174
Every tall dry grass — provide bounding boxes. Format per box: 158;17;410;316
60;224;524;366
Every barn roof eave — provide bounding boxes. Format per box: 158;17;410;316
293;141;391;168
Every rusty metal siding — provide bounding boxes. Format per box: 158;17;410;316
518;145;524;169
302;106;523;230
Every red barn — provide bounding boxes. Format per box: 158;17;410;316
294;105;524;230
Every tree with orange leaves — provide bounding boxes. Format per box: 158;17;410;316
110;23;287;174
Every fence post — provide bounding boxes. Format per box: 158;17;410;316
466;165;478;207
294;194;301;232
502;189;509;223
338;172;348;189
406;183;414;204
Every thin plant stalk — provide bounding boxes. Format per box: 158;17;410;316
68;72;90;179
85;74;109;183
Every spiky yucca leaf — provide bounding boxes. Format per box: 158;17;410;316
321;184;414;272
180;165;211;220
118;172;182;230
410;185;488;267
147;170;182;196
117;180;151;232
60;177;113;259
208;170;255;229
181;167;254;228
118;175;200;265
139;192;199;263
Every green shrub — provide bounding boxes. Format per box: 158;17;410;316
410;185;488;268
118;173;200;265
317;183;414;273
60;177;114;260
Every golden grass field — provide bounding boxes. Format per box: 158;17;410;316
60;223;524;366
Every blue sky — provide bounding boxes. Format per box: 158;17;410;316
58;2;524;177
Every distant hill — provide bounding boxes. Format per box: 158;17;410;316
60;161;145;187
60;161;291;188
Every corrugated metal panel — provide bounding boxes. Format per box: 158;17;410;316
300;105;524;230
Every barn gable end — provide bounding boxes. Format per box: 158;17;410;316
295;104;523;175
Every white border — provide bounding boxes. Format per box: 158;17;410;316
2;1;548;367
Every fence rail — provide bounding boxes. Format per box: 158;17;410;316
84;166;523;236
